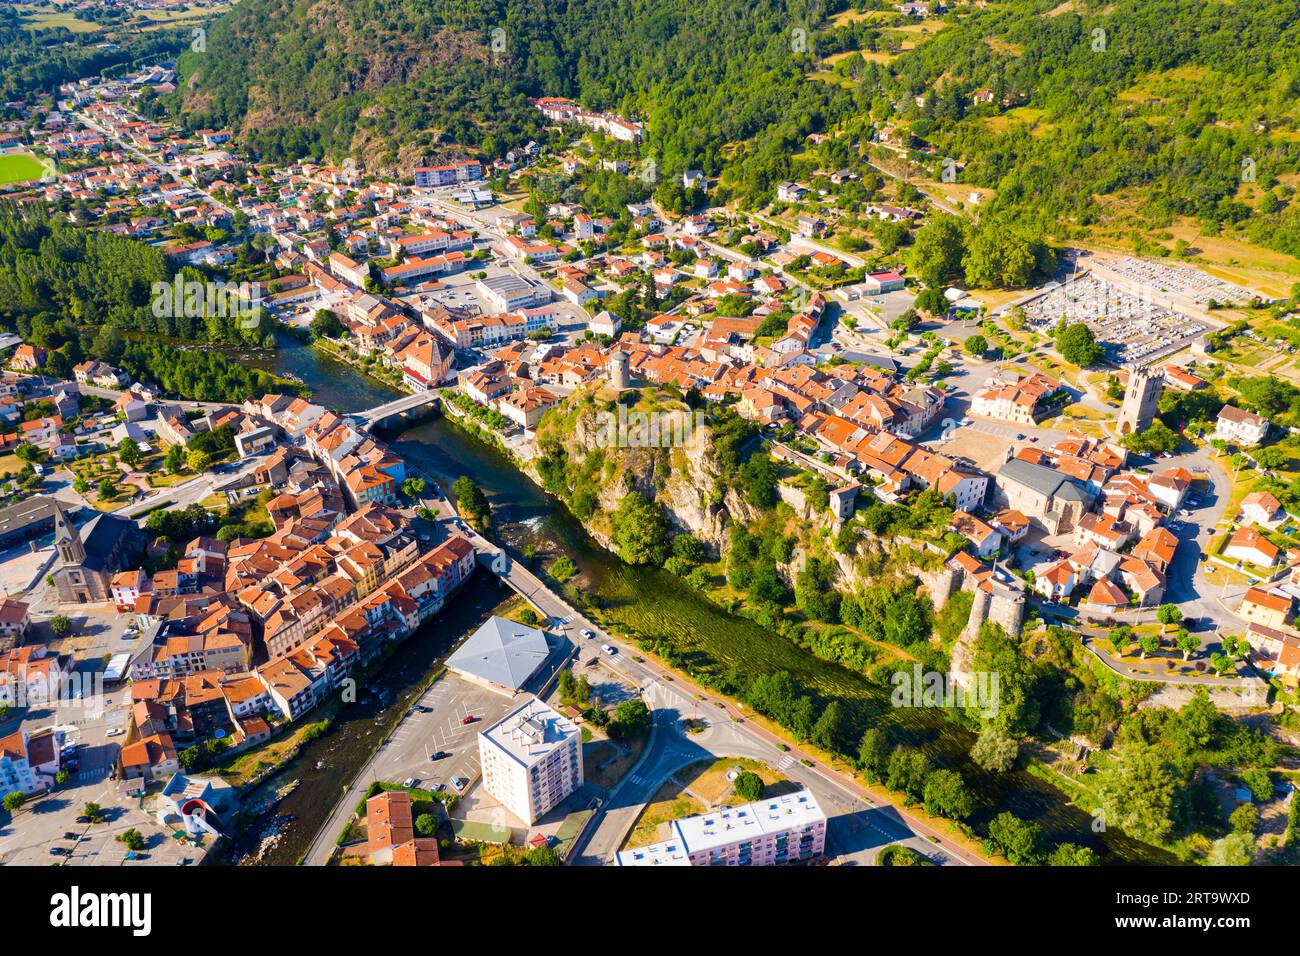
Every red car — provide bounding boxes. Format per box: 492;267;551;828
461;715;478;725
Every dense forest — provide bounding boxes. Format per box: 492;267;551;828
0;8;185;103
832;0;1300;254
0;204;287;399
172;0;1300;256
169;0;851;193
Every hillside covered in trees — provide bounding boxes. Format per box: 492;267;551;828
169;0;848;191
172;0;1300;257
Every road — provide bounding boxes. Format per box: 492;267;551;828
468;547;988;866
299;673;519;867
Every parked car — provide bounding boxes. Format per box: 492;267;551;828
429;751;451;761
403;777;418;788
460;715;478;725
451;776;469;792
49;847;71;856
580;630;595;640
62;832;80;841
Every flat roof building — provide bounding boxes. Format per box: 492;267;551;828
617;790;827;867
478;695;582;825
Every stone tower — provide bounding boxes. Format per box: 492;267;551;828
53;502;83;566
607;350;630;392
1118;365;1163;436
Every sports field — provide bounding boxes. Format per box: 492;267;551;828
0;152;48;185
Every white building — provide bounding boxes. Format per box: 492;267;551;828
478;696;583;825
1214;405;1269;447
617;790;827;867
477;274;552;313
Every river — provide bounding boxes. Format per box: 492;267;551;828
229;338;1170;864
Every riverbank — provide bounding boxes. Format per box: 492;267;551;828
392;412;1173;864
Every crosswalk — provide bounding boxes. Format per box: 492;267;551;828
777;754;795;771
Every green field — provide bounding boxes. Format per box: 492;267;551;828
16;8;102;33
0;153;48;185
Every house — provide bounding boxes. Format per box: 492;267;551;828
366;789;441;866
1034;559;1077;602
10;344;46;370
119;732;179;781
1240;587;1292;630
1239;492;1285;529
951;511;1002;558
777;182;808;203
970;373;1061;426
478;696;582;825
497;386;561;430
1224;526;1280;568
0;598;30;651
990;509;1030;545
1214;405;1269;447
0;729;59;798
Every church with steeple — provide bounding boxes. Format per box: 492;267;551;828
50;502;144;605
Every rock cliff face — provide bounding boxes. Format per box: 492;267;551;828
534;396;761;556
526;389;1019;643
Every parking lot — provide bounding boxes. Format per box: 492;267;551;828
1017;274;1211;367
355;673;517;798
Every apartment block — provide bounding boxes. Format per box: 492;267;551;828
478;696;582;825
617;790;827;867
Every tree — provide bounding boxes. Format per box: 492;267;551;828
1137;633;1160;658
309;308;344;338
186;448;212;473
97;476;115;501
1049;842;1100;866
922;768;974;820
964;334;987;357
986;812;1045;865
611;492;668;565
164;443;186;473
1121;421;1181;455
609;698;651;738
885;747;931;799
1055;322;1104;366
1206;833;1254;866
1156;604;1184;626
1095;745;1177;844
962;223;1043;289
914;287;948;316
909;215;966;288
1228;803;1258;835
401;476;426;498
415;813;438;837
971;725;1018;773
858;727;893;780
117;828;145;851
82;802;106;824
50;614;72;636
2;791;24;812
118;437;142;467
1176;629;1200;660
810;700;849;754
733;770;764;802
452;476;492;532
